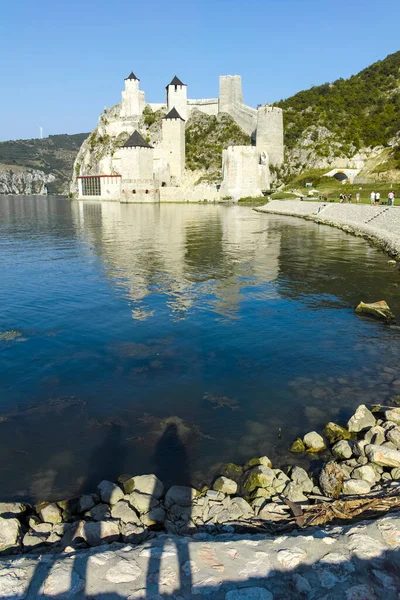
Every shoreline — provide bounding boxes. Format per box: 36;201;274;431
254;200;400;258
1;403;400;557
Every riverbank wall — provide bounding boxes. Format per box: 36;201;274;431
255;201;400;257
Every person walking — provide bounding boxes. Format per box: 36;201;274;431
339;193;344;203
375;191;381;205
356;192;361;203
348;193;353;203
388;190;395;206
370;191;376;205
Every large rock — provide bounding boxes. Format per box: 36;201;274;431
289;438;305;453
351;465;377;485
384;408;400;426
82;520;120;546
121;523;148;544
124;474;164;498
0;517;21;554
355;300;395;322
37;503;62;525
303;431;325;452
365;443;400;468
76;494;96;514
332;440;353;460
98;480;124;505
244;456;272;469
319;462;344;498
386;427;400;449
283;482;307;503
347;405;375;433
342;479;371;495
164;486;198;508
128;492;158;515
141;507;165;527
364;426;385;445
85;503;110;521
242;465;275;493
213;476;237;495
323;422;351;444
110;500;141;524
290;466;313;493
0;503;25;517
228;497;253;520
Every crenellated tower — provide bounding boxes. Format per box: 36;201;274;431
256;105;284;167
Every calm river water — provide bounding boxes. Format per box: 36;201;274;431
1;196;400;501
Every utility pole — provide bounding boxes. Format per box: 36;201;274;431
39;126;43;139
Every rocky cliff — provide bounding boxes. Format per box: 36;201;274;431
0;164;55;195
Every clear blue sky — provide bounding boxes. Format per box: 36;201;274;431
1;0;399;141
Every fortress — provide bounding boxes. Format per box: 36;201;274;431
74;73;284;202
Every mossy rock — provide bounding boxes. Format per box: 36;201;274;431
244;456;272;470
289;438;306;453
242;466;275;494
323;422;351;444
219;463;243;482
390;395;400;406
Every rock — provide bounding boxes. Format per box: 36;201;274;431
353;440;368;457
213;476;237;495
130;474;164;499
219;463;243;481
386;427;400;449
244;456;272;469
128;492;158;514
356;456;368;466
106;558;141;583
388;260;397;266
97;480;124;505
347;405;376;433
242;466;275;493
290;466;313;493
110;500;140;524
289;438;305;453
0;502;25;517
121;523;148;544
303;431;325;452
283;482;307;503
85;503;110;521
40;557;84;597
225;589;273;600
332;440;353;459
319;462;344;498
384;408;400;425
351;465;377;485
37;503;62;525
342;479;371;495
206;490;225;501
258;502;289;521
23;533;49;548
82;520;120;546
364;426;385;445
76;494;96;514
31;522;53;534
391;467;400;479
323;422;352;444
140;507;165;527
277;547;307;569
0;517;21;554
228;497;253;520
164;486;198;507
365;443;400;468
355;300;395;323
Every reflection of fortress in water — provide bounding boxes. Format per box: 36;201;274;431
71;202;281;319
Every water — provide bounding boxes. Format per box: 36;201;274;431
1;196;400;502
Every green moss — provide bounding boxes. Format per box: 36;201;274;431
289;438;306;453
323;422;352;444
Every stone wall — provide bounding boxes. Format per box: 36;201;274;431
256;106;284;167
160;184;220;202
161;117;185;179
120;147;154;181
187;98;219;117
219;75;257;136
220;146;268;200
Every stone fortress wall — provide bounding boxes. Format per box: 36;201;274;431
75;71;284;202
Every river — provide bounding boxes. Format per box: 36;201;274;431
0;196;399;501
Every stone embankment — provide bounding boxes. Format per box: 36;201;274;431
255;201;400;257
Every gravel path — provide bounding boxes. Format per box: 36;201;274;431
1;512;400;599
255;201;400;257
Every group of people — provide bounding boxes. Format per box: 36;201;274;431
370;190;395;206
339;192;357;203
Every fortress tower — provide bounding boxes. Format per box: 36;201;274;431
121;72;145;118
256;105;284;167
220;146;270;201
120;131;158;202
161;108;185;179
219;75;244;113
166;76;187;121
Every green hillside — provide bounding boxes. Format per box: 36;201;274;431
275;50;400;154
0;133;89;193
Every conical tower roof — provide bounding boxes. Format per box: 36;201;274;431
122;130;152;148
166;75;186;88
163;107;185;121
125;72;139;80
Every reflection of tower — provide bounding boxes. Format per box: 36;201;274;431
166;76;187;121
162;108;185;180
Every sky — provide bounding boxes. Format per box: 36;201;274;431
0;0;399;141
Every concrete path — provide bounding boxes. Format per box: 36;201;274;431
1;513;400;599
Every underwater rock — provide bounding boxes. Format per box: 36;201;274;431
203;392;239;410
323;422;352;444
289;438;306;453
355;300;395;323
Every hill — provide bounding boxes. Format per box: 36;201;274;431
274;50;400;181
0;133;89;194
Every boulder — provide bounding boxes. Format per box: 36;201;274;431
140;507;165;527
258;502;290;522
386;427;400;449
219;463;243;482
129;474;164;499
76;495;96;514
38;503;62;525
0;517;21;554
332;440;353;460
0;502;25;517
347;405;376;433
31;522;53;534
365;444;400;468
97;481;124;505
110;500;141;524
303;431;325;452
213;477;237;495
128;492;158;515
228;497;253;520
351;465;377;485
364;426;385;445
242;466;275;493
391;467;400;480
323;422;352;444
384;408;400;426
206;490;225;501
85;503;110;521
353;440;368;457
82;521;120;546
244;456;272;469
319;462;344;498
23;533;49;548
164;486;198;508
342;479;371;495
355;300;395;323
289;438;305;453
121;523;148;544
283;482;308;503
290;466;313;493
